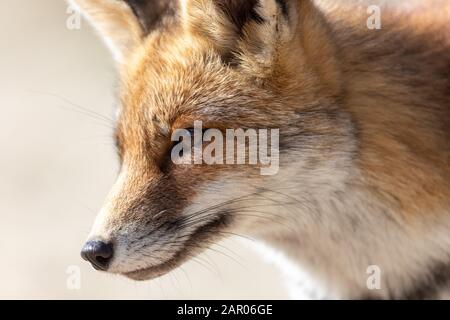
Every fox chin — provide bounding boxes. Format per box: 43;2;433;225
71;0;450;299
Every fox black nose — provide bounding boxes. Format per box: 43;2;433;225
81;240;114;271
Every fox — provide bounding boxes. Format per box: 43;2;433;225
71;0;450;299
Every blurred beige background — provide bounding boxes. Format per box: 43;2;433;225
0;0;286;299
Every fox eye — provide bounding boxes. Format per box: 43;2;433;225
171;128;193;148
171;128;208;147
170;128;208;154
185;128;196;137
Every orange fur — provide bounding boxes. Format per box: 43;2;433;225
74;0;450;299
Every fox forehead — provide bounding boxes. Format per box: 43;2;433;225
115;33;282;154
122;38;218;119
114;36;224;160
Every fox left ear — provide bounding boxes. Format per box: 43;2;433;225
70;0;179;63
185;0;297;70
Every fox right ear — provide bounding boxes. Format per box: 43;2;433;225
69;0;179;63
184;0;297;71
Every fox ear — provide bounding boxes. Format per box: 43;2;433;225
185;0;296;68
69;0;178;62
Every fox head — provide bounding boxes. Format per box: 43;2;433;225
73;0;354;280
